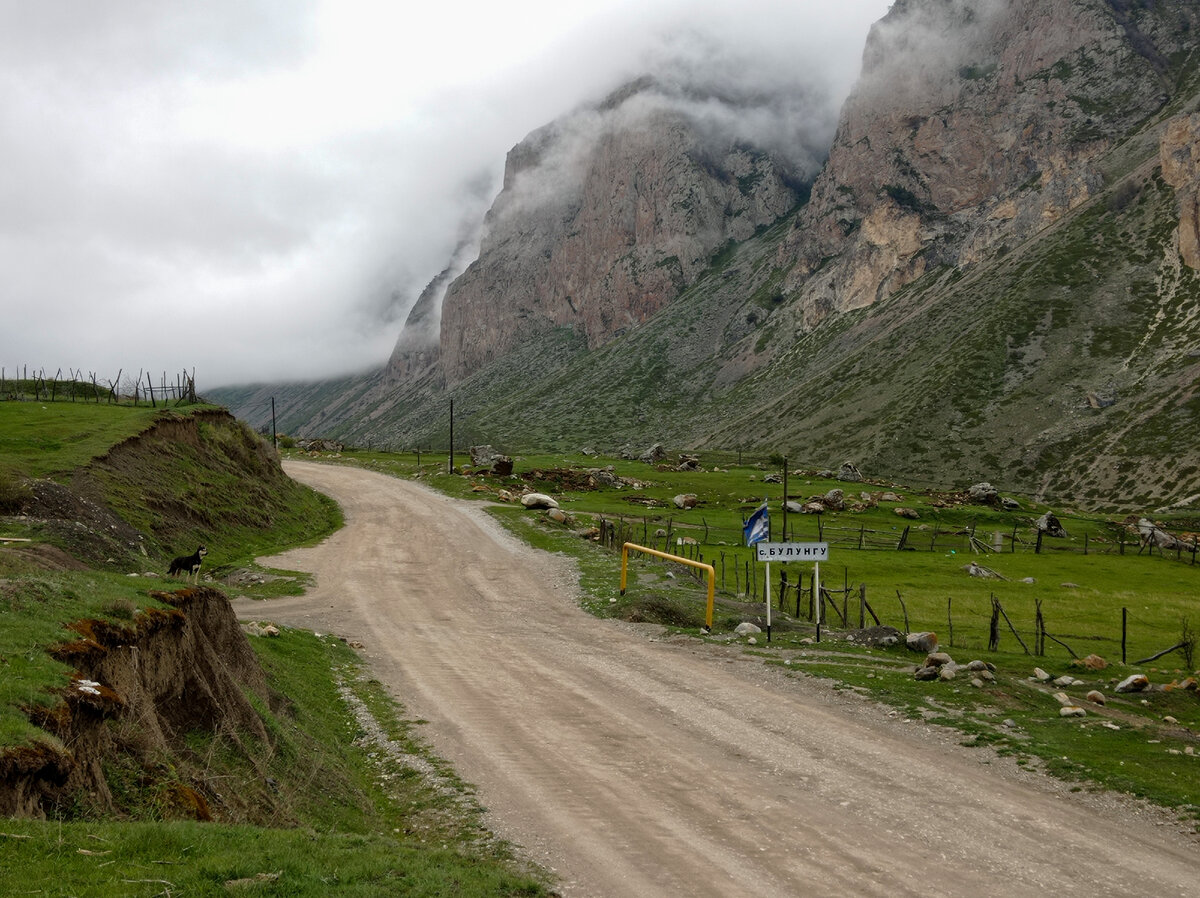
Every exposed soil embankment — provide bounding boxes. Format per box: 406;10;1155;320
12;408;297;570
0;586;274;819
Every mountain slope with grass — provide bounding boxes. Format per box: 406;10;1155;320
213;0;1200;512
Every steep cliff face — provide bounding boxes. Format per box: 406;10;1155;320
428;81;806;383
779;0;1200;322
1161;112;1200;269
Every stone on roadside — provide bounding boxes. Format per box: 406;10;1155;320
734;622;761;636
521;493;559;509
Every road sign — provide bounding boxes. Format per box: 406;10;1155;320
755;541;829;562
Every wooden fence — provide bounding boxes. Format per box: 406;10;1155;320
2;367;199;406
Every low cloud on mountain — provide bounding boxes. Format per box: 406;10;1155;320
0;0;889;387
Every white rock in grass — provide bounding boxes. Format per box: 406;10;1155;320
1059;706;1087;718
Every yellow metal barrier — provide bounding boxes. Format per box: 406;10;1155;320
620;542;715;631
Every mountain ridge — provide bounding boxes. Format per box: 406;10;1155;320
213;0;1200;511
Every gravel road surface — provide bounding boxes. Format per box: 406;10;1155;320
245;460;1199;897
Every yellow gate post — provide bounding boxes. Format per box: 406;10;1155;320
620;542;716;631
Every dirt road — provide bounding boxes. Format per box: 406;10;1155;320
248;461;1198;897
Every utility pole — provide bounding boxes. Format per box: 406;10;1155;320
782;456;789;541
271;397;277;450
448;398;455;474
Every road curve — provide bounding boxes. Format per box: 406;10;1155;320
246;460;1198;897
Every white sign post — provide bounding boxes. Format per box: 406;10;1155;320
754;543;829;642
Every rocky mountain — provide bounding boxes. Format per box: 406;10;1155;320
214;0;1200;511
428;76;814;384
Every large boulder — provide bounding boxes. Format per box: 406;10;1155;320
521;493;559;510
1036;511;1068;538
906;631;938;653
673;494;699;509
838;462;863;482
640;443;667;464
968;482;999;504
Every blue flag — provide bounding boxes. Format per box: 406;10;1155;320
744;500;769;546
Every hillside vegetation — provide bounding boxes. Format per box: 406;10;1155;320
211;1;1200;514
0;399;548;896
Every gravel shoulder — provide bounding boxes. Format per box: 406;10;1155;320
242;460;1199;898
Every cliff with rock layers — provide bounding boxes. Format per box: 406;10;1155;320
779;0;1198;325
216;0;1200;509
430;78;811;384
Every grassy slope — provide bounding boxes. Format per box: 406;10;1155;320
0;401;548;896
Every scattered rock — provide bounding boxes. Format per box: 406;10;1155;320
1086;690;1106;705
971;678;984;688
968;482;999;504
1033;667;1051;682
676;454;701;471
823;488;845;511
1059;706;1087;718
1001;497;1021;510
906;631;938;653
838;462;863;482
1052;692;1072;705
640;443;667;464
734;622;761;636
1071;654;1108;671
673;493;699;509
914;666;939;681
880;491;903;503
546;507;570;524
894;507;920;519
844;625;903;647
1036;511;1068;538
1053;676;1080;687
1115;674;1150;693
925;652;954;668
938;666;957;681
520;493;559;509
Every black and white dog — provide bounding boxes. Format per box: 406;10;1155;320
168;545;208;584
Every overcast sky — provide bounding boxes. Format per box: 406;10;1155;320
0;0;891;389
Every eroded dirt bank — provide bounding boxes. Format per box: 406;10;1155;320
0;587;271;818
248;461;1198;897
